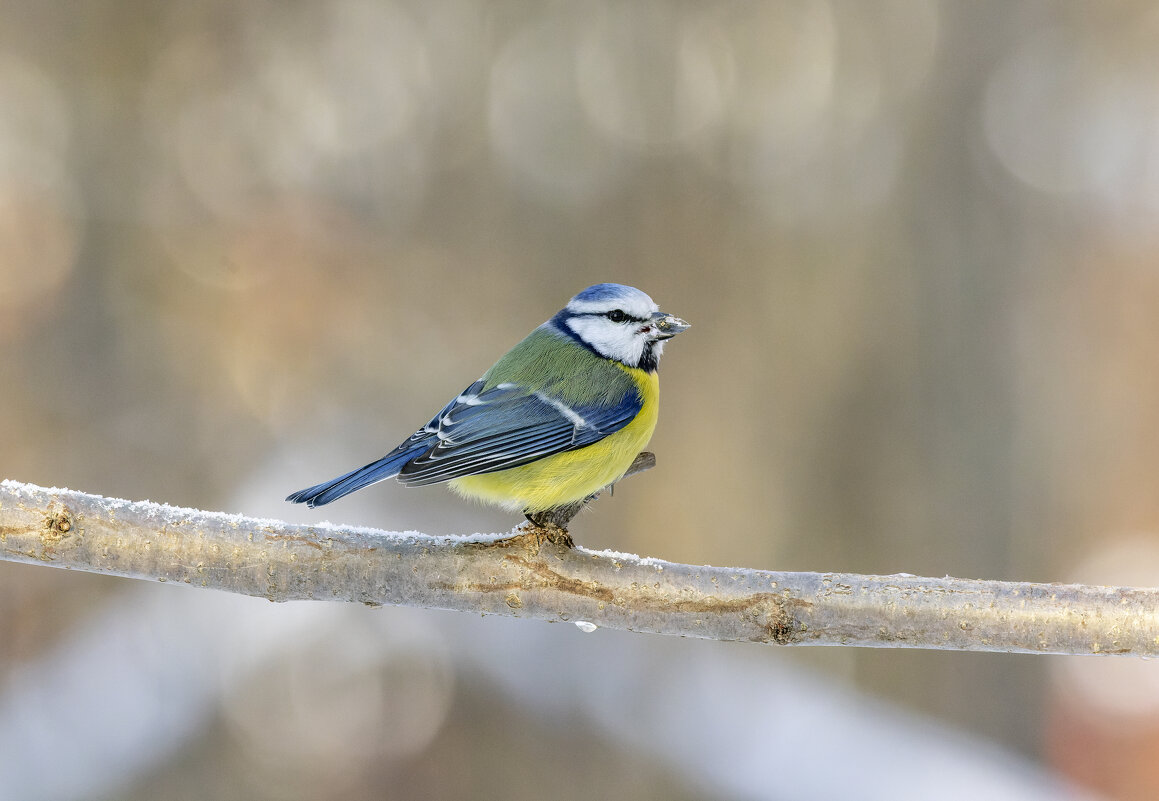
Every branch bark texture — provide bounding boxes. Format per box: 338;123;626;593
1;480;1156;656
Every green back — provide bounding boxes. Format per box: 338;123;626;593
482;325;635;406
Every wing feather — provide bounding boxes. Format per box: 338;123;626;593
396;379;641;486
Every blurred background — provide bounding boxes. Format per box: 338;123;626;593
2;0;1158;798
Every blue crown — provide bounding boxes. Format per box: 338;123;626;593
573;283;635;302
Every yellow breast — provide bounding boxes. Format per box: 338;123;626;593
449;366;660;513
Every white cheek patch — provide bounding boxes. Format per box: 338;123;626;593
565;316;646;365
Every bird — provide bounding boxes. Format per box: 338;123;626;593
286;283;689;524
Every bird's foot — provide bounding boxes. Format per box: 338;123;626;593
520;518;575;550
474;519;573;553
475;517;576;552
481;451;659;550
522;451;659;545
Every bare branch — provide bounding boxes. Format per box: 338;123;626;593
1;480;1156;655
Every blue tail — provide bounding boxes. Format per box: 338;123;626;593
286;446;422;508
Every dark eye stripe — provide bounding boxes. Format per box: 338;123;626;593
583;310;645;324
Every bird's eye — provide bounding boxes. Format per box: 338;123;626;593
606;309;627;323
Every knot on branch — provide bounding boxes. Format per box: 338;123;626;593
47;509;73;534
37;504;75;555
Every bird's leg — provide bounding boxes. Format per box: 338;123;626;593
525;502;587;530
476;452;658;551
519;451;657;547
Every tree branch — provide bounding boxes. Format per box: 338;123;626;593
1;479;1156;655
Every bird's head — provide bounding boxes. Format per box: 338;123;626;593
551;283;690;372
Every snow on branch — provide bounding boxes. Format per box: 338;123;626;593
1;480;1156;655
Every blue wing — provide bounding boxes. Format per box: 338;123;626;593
285;379;641;506
397;379;642;486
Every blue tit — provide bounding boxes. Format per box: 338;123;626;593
286;283;689;517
